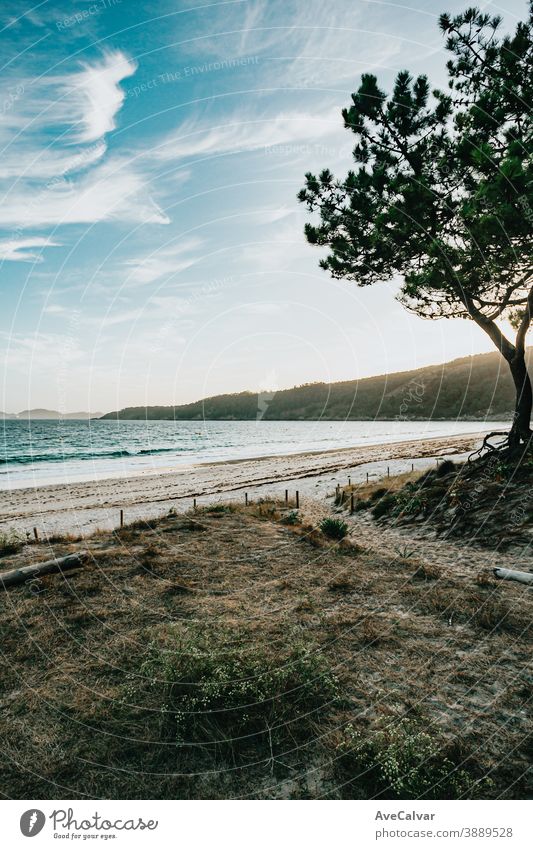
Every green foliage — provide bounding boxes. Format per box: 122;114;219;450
336;719;490;799
371;494;397;519
138;628;341;762
299;5;533;438
320;518;349;539
281;510;300;525
0;529;25;557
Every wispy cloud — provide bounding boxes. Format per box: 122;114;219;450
122;239;203;286
185;0;402;86
0;236;61;262
60;51;136;143
0;50;167;239
0;157;169;227
154;105;343;163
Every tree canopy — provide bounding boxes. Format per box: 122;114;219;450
299;4;533;446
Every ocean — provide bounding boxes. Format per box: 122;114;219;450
0;418;507;490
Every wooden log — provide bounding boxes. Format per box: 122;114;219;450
493;567;533;586
0;551;89;589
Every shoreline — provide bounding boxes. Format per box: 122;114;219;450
0;432;483;538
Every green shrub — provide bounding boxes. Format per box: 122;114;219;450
0;529;25;557
137;627;341;763
281;510;300;525
391;485;427;518
319;518;349;540
336;719;490;799
436;460;455;478
371;494;397;519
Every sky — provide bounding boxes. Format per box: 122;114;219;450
0;0;527;413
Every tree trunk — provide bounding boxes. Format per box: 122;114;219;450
508;349;533;447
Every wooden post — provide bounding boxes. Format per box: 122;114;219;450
245;492;248;506
33;527;39;542
285;489;288;504
366;472;369;483
120;509;124;528
295;491;299;509
387;466;390;478
193;498;197;510
411;463;414;472
350;492;354;514
348;477;351;486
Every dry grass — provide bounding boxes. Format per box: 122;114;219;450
335;470;423;507
0;500;531;800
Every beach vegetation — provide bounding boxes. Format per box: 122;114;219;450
137;625;341;762
1;505;530;799
335;719;491;799
0;528;25;557
319;517;349;539
281;510;300;525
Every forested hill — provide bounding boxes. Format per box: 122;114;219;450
100;349;532;421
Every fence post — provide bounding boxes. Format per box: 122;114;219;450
350;492;354;514
285;489;288;504
33;527;39;541
120;510;124;528
295;491;299;509
245;492;248;506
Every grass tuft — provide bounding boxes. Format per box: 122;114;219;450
319;518;349;540
0;529;25;557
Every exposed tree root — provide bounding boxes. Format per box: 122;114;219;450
468;429;533;466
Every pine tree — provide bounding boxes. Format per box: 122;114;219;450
299;4;533;450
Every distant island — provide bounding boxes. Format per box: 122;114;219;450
99;349;528;422
1;409;102;420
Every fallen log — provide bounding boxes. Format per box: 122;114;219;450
493;567;533;586
0;551;89;589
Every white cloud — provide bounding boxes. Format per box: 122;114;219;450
0;51;167;236
0;157;169;227
0;237;61;262
154;106;343;163
59;51;137;143
183;0;401;86
122;239;203;286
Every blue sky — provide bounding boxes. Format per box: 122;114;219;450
0;0;526;413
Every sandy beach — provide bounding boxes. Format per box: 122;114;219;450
0;432;483;537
